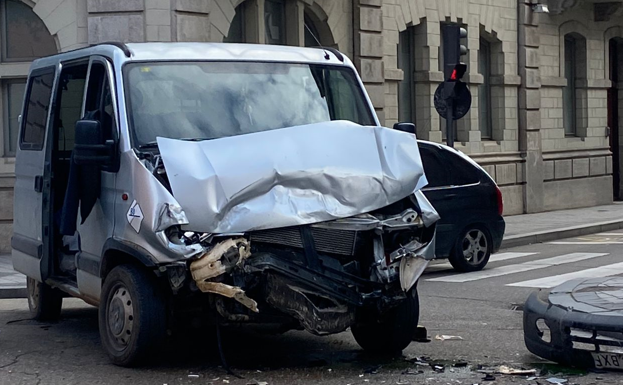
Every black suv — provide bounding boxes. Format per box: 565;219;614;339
418;140;505;271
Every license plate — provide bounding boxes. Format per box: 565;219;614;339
592;352;623;369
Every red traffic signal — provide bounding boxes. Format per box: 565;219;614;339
449;63;467;81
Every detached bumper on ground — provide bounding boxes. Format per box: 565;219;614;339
523;278;623;369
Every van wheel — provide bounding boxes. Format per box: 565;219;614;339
27;277;63;321
351;289;419;354
99;265;166;367
449;225;492;272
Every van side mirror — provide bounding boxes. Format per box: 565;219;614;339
393;122;416;134
74;119;115;166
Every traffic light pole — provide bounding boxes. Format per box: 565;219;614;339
445;95;455;148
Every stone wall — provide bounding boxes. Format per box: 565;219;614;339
537;1;615;209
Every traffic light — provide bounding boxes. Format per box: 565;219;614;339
437;24;471;149
442;24;468;82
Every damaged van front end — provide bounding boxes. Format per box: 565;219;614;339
145;121;437;339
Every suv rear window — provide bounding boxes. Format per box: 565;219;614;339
418;145;449;188
442;150;481;186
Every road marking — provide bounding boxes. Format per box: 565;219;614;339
593;233;623;236
549;242;623;245
507;262;623;288
426;252;538;271
427;252;608;283
489;252;539;262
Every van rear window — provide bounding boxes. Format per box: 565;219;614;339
20;69;55;151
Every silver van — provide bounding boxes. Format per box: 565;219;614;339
12;42;438;366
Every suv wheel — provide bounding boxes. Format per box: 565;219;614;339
99;265;166;366
27;277;63;321
351;289;419;354
449;225;492;272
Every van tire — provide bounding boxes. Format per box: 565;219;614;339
27;277;63;321
351;289;419;354
99;265;166;367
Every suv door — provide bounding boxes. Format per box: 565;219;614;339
12;67;58;280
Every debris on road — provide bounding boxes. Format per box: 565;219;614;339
434;334;464;341
482;373;496;381
546;378;568;384
497;365;537;375
401;369;423;375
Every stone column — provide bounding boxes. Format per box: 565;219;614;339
518;0;544;213
353;0;385;123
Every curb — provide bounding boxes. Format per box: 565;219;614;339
501;219;623;249
0;287;27;299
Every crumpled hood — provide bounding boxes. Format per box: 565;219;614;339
157;120;428;234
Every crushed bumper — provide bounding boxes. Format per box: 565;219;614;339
524;279;623;369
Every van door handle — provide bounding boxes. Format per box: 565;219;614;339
34;175;43;193
444;193;458;199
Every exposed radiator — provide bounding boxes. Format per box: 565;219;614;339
249;227;358;256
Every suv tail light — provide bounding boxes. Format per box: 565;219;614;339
495;186;504;216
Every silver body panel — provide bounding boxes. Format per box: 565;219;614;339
158;120;428;234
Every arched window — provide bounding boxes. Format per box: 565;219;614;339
0;0;56;157
2;0;56;61
224;4;245;43
563;33;587;137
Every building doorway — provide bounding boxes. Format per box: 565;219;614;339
608;38;622;200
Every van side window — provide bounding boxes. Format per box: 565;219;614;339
20;70;55;150
56;65;88;154
84;62;115;141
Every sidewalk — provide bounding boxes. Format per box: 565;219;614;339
502;202;623;249
0;253;26;299
2;202;623;298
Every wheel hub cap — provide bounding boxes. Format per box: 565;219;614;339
107;286;134;348
462;229;488;265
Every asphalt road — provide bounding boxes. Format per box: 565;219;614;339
2;232;623;384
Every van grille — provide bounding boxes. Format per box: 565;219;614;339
249;227;358;256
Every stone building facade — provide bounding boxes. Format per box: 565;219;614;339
0;0;620;251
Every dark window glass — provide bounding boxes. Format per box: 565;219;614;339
56;64;88;152
4;79;26;156
265;0;286;45
419;146;449;188
304;13;320;47
398;29;414;123
224;5;244;43
21;71;55;150
479;38;492;139
442;151;480;186
563;36;577;136
3;0;56;61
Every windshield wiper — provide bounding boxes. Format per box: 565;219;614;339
137;141;159;151
136;137;214;151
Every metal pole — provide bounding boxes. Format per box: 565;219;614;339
446;96;454;148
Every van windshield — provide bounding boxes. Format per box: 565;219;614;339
124;62;376;147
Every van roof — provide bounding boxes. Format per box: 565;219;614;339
30;42;351;70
